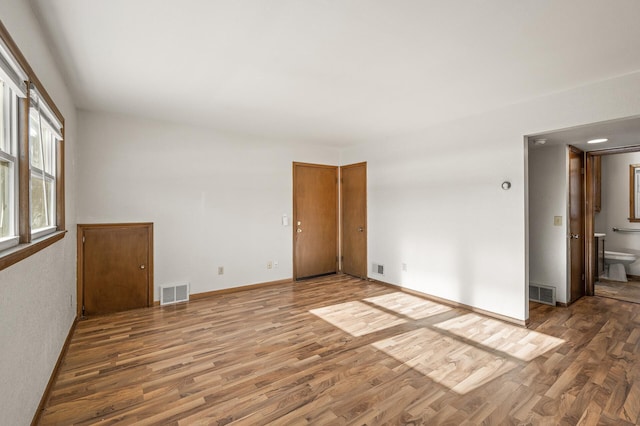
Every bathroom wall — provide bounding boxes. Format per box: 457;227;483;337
528;144;568;303
596;151;640;275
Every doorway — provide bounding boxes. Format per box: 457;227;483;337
77;223;153;316
528;116;640;310
586;146;640;304
292;162;368;281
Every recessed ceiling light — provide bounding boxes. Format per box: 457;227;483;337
587;138;608;144
534;139;547;145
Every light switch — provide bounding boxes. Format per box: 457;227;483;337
554;216;562;226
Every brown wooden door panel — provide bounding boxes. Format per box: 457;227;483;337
81;224;152;315
293;163;338;279
569;147;585;302
341;162;367;278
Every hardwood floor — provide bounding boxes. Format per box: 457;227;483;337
38;275;640;425
596;279;640;304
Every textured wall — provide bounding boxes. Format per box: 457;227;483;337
0;1;77;424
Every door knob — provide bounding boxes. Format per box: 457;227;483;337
140;264;145;269
570;233;580;239
358;227;364;232
297;228;302;233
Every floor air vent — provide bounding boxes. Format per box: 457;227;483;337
529;283;556;306
160;283;189;305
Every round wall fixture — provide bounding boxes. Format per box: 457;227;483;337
501;181;511;190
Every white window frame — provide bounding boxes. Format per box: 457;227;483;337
29;88;60;240
0;40;27;250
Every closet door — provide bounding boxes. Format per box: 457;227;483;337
80;223;153;316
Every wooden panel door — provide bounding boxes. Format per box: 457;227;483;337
341;162;367;278
568;147;585;303
293;163;338;280
80;223;153;316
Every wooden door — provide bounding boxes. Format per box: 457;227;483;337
568;147;585;302
293;163;338;280
79;223;153;316
341;162;367;278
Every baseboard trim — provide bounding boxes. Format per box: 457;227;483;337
153;278;295;306
31;315;79;426
372;279;527;327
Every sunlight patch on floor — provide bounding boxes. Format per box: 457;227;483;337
311;294;565;394
372;328;518;394
310;301;407;336
364;292;453;320
433;313;565;362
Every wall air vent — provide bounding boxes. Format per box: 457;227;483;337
372;263;384;275
160;283;190;306
529;283;556;306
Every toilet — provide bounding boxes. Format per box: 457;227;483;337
604;250;638;282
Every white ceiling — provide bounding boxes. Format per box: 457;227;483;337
529;116;640;152
30;0;640;147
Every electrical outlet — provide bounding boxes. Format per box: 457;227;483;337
218;266;224;275
554;216;562;226
267;261;273;269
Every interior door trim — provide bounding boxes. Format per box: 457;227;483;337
77;222;154;316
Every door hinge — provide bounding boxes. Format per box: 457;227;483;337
82;236;85;243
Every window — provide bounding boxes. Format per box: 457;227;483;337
29;88;61;239
0;21;65;270
0;79;19;250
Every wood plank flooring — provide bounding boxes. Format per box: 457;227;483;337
38;275;640;425
596;279;640;304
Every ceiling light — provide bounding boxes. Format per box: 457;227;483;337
587;138;608;144
534;139;547;145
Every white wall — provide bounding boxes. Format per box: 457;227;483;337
341;71;640;321
528;145;568;303
77;111;339;297
0;1;77;425
596;151;640;275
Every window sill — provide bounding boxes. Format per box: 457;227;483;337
0;230;66;272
